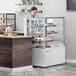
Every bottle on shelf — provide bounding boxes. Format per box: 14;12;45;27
21;0;29;4
31;0;36;4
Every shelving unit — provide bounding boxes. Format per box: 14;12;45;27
24;17;65;67
0;13;16;32
15;0;43;13
21;0;42;5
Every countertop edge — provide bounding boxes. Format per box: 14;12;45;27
0;35;33;39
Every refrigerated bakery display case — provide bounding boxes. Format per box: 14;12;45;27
24;17;65;67
6;13;16;31
0;13;16;32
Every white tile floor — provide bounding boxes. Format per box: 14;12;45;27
0;64;74;76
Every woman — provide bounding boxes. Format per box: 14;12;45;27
25;7;38;17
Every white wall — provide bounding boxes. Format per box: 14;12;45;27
0;0;21;13
0;0;76;62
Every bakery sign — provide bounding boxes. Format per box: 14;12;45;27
67;0;76;11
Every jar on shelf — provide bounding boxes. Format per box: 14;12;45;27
26;0;29;4
31;0;36;4
21;0;25;4
21;0;29;4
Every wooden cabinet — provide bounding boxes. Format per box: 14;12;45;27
0;36;32;68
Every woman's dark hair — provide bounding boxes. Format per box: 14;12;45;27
30;7;37;11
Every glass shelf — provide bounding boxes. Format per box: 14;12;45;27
46;31;58;34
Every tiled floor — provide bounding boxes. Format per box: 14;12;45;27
0;64;76;76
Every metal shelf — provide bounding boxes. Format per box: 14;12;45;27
15;2;42;6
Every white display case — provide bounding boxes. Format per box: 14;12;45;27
24;17;65;67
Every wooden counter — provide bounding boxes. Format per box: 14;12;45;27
0;35;33;68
